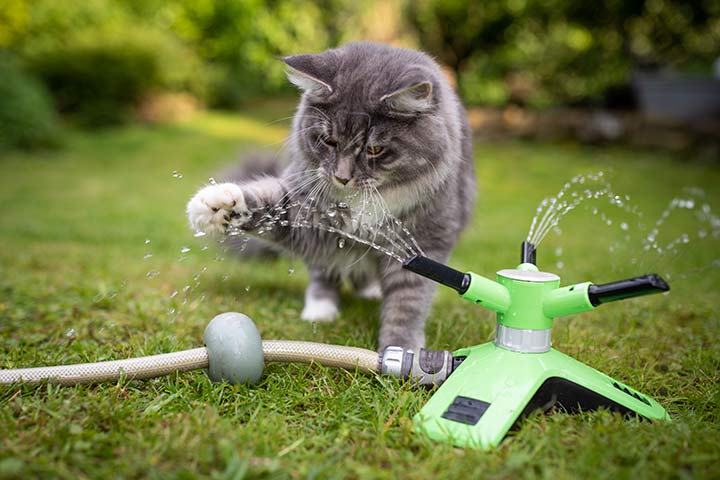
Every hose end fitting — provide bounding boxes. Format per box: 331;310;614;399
380;346;454;386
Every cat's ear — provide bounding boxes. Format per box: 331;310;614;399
381;81;434;115
283;54;334;97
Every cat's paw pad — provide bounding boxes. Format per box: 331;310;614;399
301;298;339;323
187;183;251;235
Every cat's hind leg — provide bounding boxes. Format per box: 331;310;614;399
301;268;341;322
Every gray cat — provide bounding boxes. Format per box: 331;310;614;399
187;42;476;351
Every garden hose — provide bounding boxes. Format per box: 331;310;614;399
0;313;453;387
0;341;379;387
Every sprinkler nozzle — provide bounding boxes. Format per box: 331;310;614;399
521;241;537;265
587;274;670;306
403;255;471;294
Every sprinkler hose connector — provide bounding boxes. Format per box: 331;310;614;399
380;346;454;386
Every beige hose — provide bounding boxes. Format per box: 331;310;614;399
262;340;379;374
0;341;379;386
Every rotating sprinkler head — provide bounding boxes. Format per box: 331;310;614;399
401;241;670;449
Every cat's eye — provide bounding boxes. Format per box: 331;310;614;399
366;145;384;156
321;136;337;147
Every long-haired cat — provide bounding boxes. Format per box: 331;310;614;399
187;42;476;351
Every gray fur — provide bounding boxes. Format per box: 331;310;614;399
228;42;476;351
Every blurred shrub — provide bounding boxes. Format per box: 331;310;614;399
408;0;720;108
25;25;208;126
0;53;60;151
159;0;334;108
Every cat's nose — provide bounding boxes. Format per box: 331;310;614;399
334;175;350;186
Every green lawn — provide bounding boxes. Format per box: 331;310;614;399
1;106;719;479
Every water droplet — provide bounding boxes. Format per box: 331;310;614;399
554;247;563;256
337;238;346;249
146;270;160;278
208;177;217;185
172;170;183;179
620;222;629;231
145;239;151;245
65;328;76;338
245;286;251;292
194;231;207;238
182;285;191;293
222;275;229;281
143;253;153;259
288;267;295;275
338;202;349;209
201;245;209;251
555;261;565;270
326;209;337;218
180;246;191;254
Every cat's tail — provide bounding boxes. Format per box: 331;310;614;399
217;151;286;259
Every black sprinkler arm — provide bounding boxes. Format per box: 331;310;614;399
403;255;471;294
587;274;670;306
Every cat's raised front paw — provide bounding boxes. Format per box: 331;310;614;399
186;183;252;235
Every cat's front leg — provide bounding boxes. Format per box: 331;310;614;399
377;251;448;352
187;178;288;236
187;183;253;235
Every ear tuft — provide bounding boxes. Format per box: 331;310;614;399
283;54;333;96
381;81;434;114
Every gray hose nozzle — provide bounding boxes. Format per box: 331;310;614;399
380;346;454;386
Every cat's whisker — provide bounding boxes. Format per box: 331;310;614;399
372;185;422;255
343;186;376;268
280;170;323;208
368;189;412;258
293;175;326;227
307;106;331;123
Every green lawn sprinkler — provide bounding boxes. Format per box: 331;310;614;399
401;241;671;449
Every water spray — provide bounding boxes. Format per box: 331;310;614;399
0;240;670;450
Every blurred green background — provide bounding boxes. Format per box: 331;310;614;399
1;0;719;151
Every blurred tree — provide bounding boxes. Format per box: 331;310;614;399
406;0;515;79
150;0;336;107
0;53;59;150
2;0;208;125
406;0;720;107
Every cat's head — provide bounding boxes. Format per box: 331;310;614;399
284;42;453;201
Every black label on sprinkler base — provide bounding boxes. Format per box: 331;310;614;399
442;396;490;425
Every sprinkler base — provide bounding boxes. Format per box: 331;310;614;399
415;342;669;449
